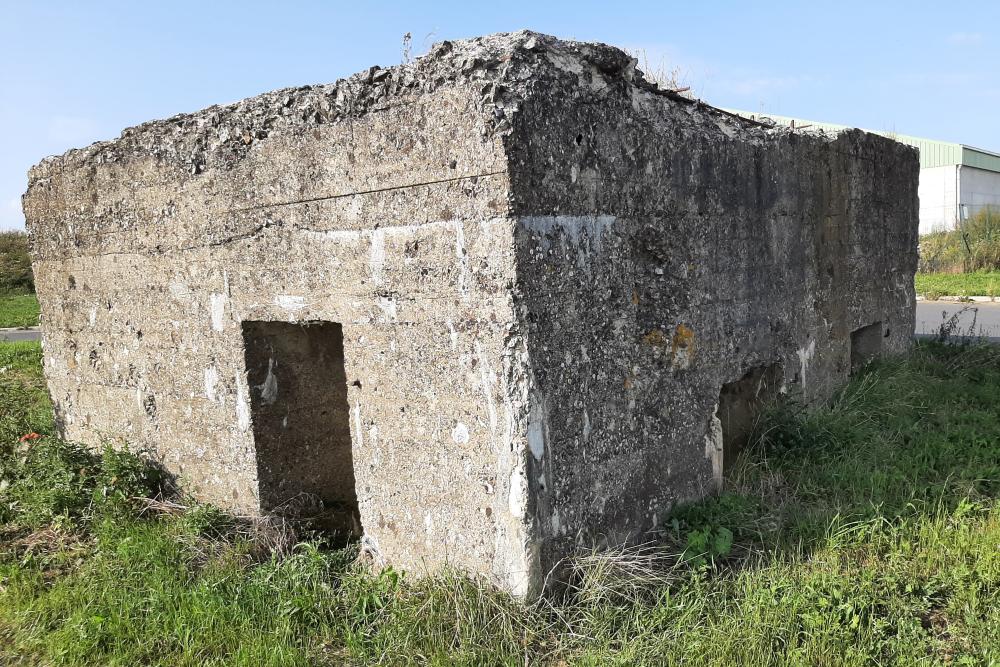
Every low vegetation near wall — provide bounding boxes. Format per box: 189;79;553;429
0;232;33;295
0;232;38;328
915;209;1000;297
920;208;1000;275
915;271;1000;299
1;338;998;665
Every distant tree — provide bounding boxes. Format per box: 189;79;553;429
0;231;34;294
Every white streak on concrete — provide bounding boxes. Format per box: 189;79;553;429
369;228;385;286
203;366;219;402
353;400;364;448
527;392;546;461
274;295;306;312
453;220;469;298
452;422;470;444
550;510;561;536
797;340;816;389
520;214;615;255
704;410;724;492
235;374;251;432
304;229;363;242
508;467;527;518
474;342;499;449
210;293;227;332
376;295;397;321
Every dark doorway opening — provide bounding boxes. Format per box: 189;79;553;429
717;362;784;471
850;321;883;373
241;320;360;538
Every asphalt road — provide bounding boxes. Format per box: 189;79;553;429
2;302;999;345
915;300;1000;339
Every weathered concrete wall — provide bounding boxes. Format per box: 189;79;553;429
23;49;531;589
23;31;919;595
500;44;918;577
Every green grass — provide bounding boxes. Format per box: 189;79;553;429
916;271;1000;299
0;293;40;328
2;340;1000;664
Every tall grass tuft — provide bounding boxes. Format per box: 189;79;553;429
920;206;1000;273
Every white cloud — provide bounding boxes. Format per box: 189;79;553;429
948;32;983;46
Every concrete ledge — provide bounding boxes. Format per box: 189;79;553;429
916;295;997;303
0;327;41;342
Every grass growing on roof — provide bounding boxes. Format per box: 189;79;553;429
1;340;999;664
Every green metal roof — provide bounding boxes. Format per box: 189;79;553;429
721;109;1000;174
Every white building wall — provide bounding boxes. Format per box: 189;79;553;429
959;166;1000;220
918;165;958;234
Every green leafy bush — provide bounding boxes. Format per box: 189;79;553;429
0;231;33;294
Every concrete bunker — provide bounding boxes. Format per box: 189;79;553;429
242;320;360;535
23;31;919;595
850;322;884;373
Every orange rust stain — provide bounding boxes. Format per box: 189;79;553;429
642;328;668;347
671;323;695;361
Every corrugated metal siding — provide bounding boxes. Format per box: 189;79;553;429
721;109;998;173
962;146;1000;173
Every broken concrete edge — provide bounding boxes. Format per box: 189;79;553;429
21;29;890;192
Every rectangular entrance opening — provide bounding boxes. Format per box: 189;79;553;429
717;362;784;472
850;321;883;373
241;320;360;538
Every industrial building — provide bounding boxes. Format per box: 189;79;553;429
727;111;1000;235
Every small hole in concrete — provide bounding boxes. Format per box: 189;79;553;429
241;320;361;541
850;321;882;373
717;362;783;473
575;133;583;145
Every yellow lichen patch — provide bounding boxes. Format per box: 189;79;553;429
671;323;695;369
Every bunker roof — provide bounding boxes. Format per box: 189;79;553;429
29;32;806;188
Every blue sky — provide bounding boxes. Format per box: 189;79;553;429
2;0;998;229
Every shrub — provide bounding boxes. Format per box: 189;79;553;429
0;231;33;294
919;206;1000;273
